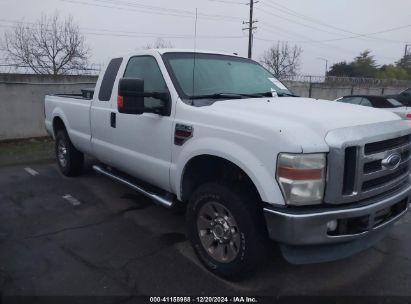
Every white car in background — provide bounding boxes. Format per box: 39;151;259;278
335;95;410;119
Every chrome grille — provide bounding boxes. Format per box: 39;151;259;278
325;120;411;205
361;148;410;192
364;135;410;155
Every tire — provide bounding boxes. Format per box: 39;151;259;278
55;130;84;176
186;182;267;279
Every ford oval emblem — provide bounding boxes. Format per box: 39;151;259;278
381;153;401;170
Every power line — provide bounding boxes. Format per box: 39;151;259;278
260;0;407;43
258;19;410;45
61;0;243;23
1;17;398;62
307;25;411;44
253;36;400;61
0;20;246;40
257;3;354;38
1;1;405;64
253;11;408;60
258;2;406;44
256;21;367;58
254;18;402;61
261;0;355;35
206;0;246;5
62;0;403;58
85;31;246;40
96;0;242;20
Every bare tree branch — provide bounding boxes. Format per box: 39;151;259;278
1;12;90;75
260;42;302;79
141;38;174;50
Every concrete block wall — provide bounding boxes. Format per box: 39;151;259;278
0;73;410;141
284;81;408;100
0;74;97;141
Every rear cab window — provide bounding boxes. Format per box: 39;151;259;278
98;57;123;101
386;98;403;107
372;97;403;108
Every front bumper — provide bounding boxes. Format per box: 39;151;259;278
263;182;411;246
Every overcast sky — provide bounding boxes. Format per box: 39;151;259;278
0;0;410;75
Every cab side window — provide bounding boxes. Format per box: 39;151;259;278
123;56;169;109
99;57;123;101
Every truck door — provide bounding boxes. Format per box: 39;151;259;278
90;57;123;166
106;55;174;191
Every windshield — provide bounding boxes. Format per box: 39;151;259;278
386;98;403;108
162;52;292;101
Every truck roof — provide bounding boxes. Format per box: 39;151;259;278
157;48;239;56
115;48;242;59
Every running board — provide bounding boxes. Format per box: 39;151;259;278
92;165;174;208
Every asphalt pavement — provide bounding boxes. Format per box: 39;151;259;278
0;160;411;299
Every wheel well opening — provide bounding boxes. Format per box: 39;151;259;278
53;117;66;135
181;155;261;203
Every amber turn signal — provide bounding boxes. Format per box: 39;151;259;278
117;96;124;108
277;166;322;180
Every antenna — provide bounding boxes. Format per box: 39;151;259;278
194;8;198;51
191;8;198;105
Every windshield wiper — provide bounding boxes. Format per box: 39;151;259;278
250;91;299;97
278;92;299;97
189;93;247;100
189;91;299;100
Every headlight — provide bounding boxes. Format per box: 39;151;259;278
276;153;326;206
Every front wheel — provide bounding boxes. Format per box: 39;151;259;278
186;183;267;278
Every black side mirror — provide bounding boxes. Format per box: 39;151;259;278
118;77;171;115
118;78;145;114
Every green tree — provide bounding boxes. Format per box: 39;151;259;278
377;64;409;80
324;50;411;80
327;61;355;77
328;50;379;78
396;54;411;74
351;50;378;77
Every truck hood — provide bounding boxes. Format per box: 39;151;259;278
208;97;401;152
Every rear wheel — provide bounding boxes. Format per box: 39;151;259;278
186;182;267;278
55;130;84;176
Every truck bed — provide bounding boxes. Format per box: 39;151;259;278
53;88;95;100
44;92;93;155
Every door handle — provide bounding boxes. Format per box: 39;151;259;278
110;112;116;128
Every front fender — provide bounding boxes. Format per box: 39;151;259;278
171;137;285;205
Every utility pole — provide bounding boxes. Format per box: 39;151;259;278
317;57;328;77
243;1;258;59
405;43;411;58
247;0;253;59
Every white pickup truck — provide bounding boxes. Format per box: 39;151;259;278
45;49;411;278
